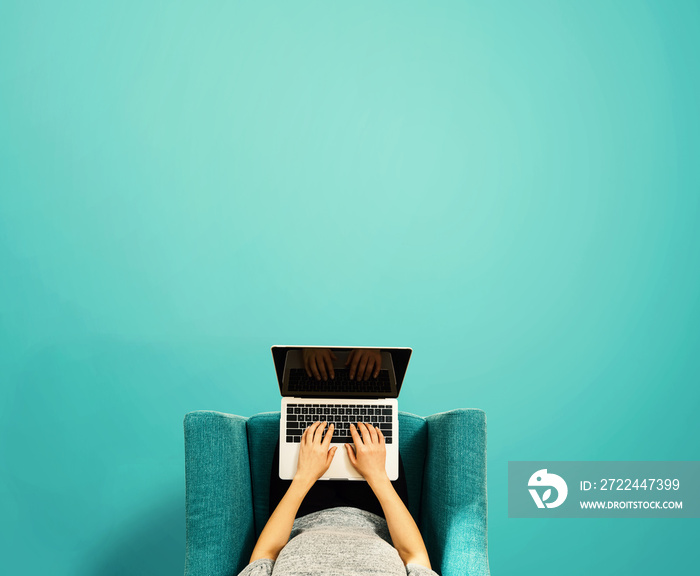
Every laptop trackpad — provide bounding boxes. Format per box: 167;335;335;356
322;444;364;480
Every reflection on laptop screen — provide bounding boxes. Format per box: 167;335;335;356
272;346;411;399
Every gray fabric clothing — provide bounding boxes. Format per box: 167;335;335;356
239;506;438;576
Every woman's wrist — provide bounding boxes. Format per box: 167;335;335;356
366;471;391;492
291;473;317;493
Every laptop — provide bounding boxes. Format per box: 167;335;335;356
272;345;412;480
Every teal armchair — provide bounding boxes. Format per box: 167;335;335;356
183;409;489;576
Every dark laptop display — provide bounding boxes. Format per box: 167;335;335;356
271;346;412;399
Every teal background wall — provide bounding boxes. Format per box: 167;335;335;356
1;1;698;574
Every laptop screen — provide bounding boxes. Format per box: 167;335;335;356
271;346;412;399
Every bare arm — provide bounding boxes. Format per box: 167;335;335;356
346;422;431;568
250;422;338;562
249;476;313;562
367;474;431;567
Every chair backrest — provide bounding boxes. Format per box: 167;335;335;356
246;411;428;536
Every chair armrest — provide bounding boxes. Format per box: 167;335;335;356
422;409;489;576
184;411;256;576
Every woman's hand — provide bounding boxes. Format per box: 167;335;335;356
345;421;388;483
294;421;338;485
303;348;337;380
346;348;381;380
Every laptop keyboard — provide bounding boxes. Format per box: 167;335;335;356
288;368;391;394
285;403;393;444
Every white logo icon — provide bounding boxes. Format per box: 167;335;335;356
528;469;568;508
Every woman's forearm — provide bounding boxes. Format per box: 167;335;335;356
367;474;431;568
249;477;314;562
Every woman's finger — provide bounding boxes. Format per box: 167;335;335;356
364;357;375;379
367;357;377;380
348;351;360;379
310;357;321;380
376;426;385;444
306;421;321;444
314;421;328;443
326;445;338;466
366;422;378;443
302;422;314;444
345;443;357;466
324;353;335;380
317;354;328;380
357;355;369;381
358;421;372;444
349;423;361;445
322;423;334;447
